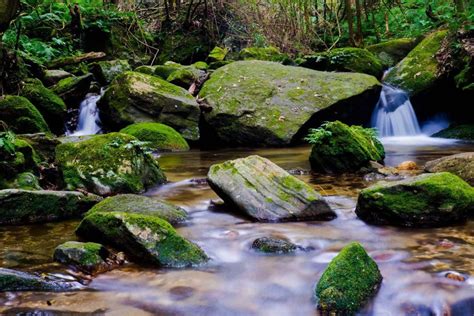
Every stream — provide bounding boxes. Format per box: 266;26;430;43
1;140;474;315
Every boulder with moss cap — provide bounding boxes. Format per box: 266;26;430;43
120;122;189;152
86;194;187;225
316;242;382;314
0;268;81;292
90;59;132;85
0;96;49;134
355;172;474;227
207;155;335;222
53;241;112;275
199;61;381;146
76;211;208;267
52;73;93;106
367;38;418;67
98;71;200;142
55;132;166;196
424;153;474;186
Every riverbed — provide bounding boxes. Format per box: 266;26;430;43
1;138;473;315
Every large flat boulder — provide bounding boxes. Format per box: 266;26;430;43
0;189;101;225
207;155;335;222
355;172;474;227
55;133;166;196
98;71;201;141
199;60;381;146
76;211;208;268
425;152;474;186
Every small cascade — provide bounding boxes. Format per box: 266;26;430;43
371;84;421;137
67;89;104;136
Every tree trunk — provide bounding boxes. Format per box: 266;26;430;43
0;0;19;33
345;0;355;46
355;0;363;46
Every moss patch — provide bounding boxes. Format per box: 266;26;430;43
0;96;50;134
367;38;418;67
120;122;189;152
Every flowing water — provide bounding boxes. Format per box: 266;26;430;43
67;90;104;136
1;140;474;315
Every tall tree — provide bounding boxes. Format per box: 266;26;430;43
354;0;363;45
0;0;19;33
345;0;355;46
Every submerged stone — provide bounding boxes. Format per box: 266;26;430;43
199;61;380;146
0;96;49;134
86;194;188;225
55;133;166;196
120;122;190;152
53;241;111;274
425;152;474;186
98;71;200;141
315;242;382;314
252;236;297;254
308;121;385;173
76;211;208;267
0;268;81;292
207;155;335;222
355;172;474;227
0;189;102;225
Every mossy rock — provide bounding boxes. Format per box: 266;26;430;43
20;78;67;134
299;48;384;78
76;211;209;268
367;38;418;67
208;155;335;221
10;172;41;190
0;189;102;225
120;122;189;152
135;65;158;75
432;124;474;141
308;121;385;173
425;153;474;186
52;74;93;106
17;133;61;163
355;172;474;227
316;242;382;314
0;268;80;292
208;47;228;62
0;96;49;134
86;194;188;225
251;236;297;254
0;135;40;181
90;59;132;85
42;69;73;86
192;61;209;70
199;61;381;147
53;241;110;274
209;60;234;70
98;72;200;141
239;46;289;63
154;62;183;79
55;132;166;196
385;30;448;96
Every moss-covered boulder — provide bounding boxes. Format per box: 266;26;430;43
0;268;80;292
308;121;385;173
86;194;187;225
98;72;200;142
154;61;182;79
135;65;158;75
55;133;166;196
208;47;228;62
207;155;335;222
315;242;382;314
425;153;474;186
299;48;384;78
20;78;67;134
0;96;49;134
385;30;448;96
0;189;101;225
52;73;93;106
432;124;474;141
90;59;132;85
17;133;61;163
355;172;474;227
167;67;205;89
192;61;209;70
199;61;380;146
42;69;73;86
251;236;297;254
76;211;208;267
239;46;288;63
53;241;111;274
10;172;41;190
367;38;418;67
0;134;39;181
120;122;189;152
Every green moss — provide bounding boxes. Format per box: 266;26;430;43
432;124;474;141
156;31;212;65
12;172;41;190
208;47;228;62
385;30;448;95
454;62;474;91
120;122;189;152
192;61;209;70
90;59;132;84
55;132;166;195
367;38;418;67
356;172;474;227
154;63;182;79
300;48;384;77
308;121;385;173
54;241;105;267
135;65;158;75
316;242;382;314
239;46;288;62
167;68;198;88
76;211;208;267
0;96;50;134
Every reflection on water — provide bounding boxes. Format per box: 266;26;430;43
1;142;473;315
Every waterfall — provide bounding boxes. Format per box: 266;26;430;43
371;84;421;137
68;89;104;136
